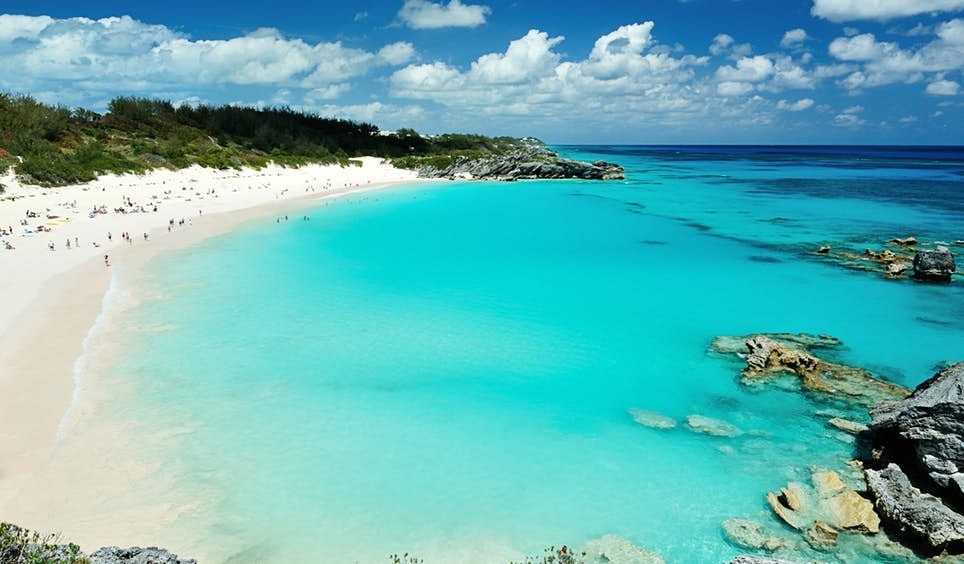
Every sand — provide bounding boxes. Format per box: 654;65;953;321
0;158;424;552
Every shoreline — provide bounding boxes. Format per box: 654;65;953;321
0;159;427;552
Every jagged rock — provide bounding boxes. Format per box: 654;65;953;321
865;248;900;263
812;470;847;497
721;519;795;552
90;546;197;564
804;520;839;551
713;334;909;406
913;246;956;281
828;417;869;434
816;245;831;254
865;463;964;552
627;408;677;429
685;414;742;437
767;491;805;530
825;490;880;533
581;534;664;564
869;362;964;505
781;482;807;512
885;262;910;277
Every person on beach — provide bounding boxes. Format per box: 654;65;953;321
104;254;110;267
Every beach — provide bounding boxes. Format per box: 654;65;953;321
0;158;421;551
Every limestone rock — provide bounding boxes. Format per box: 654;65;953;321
804;520;839;551
869;362;964;506
628;408;677;429
890;237;919;246
828;417;869;434
685;414;742;437
415;146;625;181
913;246;956;281
816;245;831;254
581;534;664;564
767;491;804;530
825;490;880;533
812;470;847;497
885;262;909;277
780;482;807;512
713;333;910;406
865;463;964;553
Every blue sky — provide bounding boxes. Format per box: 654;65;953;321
1;0;963;144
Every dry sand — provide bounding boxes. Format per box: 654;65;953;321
0;158;424;554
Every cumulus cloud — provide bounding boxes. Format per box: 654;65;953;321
717;81;754;96
827;20;964;91
833;104;866;126
391;22;717;128
812;0;964;22
776;98;815;111
781;28;809;48
715;56;775;82
0;14;415;96
398;0;491;29
926;77;960;94
709;33;752;58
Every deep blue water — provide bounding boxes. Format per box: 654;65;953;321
78;146;962;563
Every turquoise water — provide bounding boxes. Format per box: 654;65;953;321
89;147;962;563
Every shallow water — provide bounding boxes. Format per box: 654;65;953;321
83;147;962;562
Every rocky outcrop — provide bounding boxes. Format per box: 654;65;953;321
711;333;910;406
865;464;964;553
0;523;195;564
861;362;964;554
913;246;957;281
414;146;625;181
869;362;964;506
90;546;197;564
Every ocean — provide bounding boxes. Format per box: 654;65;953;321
79;146;963;562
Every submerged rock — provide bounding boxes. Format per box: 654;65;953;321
581;534;665;564
721;519;795;552
913;246;956;281
712;333;910;406
825;490;880;534
627;408;677;429
812;470;847;497
828;417;869;434
728;556;799;564
804;520;839;551
685;414;742;437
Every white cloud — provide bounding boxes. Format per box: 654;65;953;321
833;112;865;127
398;0;491;29
715;56;775;82
308;102;426;127
777;98;815;111
0;14;415;96
926;78;960;94
470;29;564;83
812;0;964;22
710;33;734;55
717;81;754;96
827;21;964;90
378;42;417;65
781;28;809;48
305;83;352;101
899;115;919;122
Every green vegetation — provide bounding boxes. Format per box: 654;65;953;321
0;523;89;564
0;93;531;186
